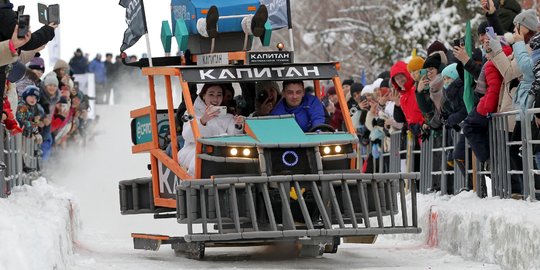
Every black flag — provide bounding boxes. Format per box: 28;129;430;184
119;0;147;52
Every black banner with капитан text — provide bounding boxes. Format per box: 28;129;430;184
180;63;338;83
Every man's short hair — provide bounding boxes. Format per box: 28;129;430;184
282;80;304;90
106;53;113;58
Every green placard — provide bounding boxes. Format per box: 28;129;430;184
161;21;173;53
174;19;189;52
133;115;152;145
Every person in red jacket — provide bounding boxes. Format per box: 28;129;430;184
390;61;425;138
2;83;22;135
463;45;513;162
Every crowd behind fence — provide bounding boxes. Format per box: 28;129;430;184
359;107;540;201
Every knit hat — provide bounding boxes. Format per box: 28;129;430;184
7;61;26;83
342;79;354;86
441;63;459;80
22;85;41;102
43;72;59;87
326;86;336;95
423;53;442;71
361;84;375;95
28;53;45;72
53;59;69;71
372;78;383;88
427;41;448;55
350;83;363;95
380;78;390;89
514;9;539;32
477;21;488;35
407;56;425;72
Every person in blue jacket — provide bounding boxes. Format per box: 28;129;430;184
88;54;109;104
271;80;325;132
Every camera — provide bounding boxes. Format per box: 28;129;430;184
350;106;359;116
257;91;269;104
181;114;194;123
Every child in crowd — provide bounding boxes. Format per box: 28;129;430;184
16;86;45;143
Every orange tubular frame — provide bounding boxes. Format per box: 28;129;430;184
331;76;357;169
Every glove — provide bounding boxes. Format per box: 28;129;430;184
487;35;502;56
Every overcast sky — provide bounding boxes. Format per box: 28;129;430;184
16;0;170;69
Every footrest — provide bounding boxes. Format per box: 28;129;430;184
132;233;170;251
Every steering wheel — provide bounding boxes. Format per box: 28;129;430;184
308;124;336;133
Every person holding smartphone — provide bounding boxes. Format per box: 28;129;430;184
178;83;245;175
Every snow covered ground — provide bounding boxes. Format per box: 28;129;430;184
3;104;540;269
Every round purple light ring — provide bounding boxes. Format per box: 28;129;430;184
282;150;299;167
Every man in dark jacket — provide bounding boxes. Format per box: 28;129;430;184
69;48;88;74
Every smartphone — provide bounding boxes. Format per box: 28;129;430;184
17;5;25;17
218;106;227;117
17;15;30;39
486;26;497;39
212;106;227;117
48;4;60;25
453;38;464;47
38;3;48;24
419;68;427;77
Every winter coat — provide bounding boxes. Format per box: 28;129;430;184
330;102;345;130
39;87;61;116
16;101;44;136
484;45;517;130
51;106;74;134
2;97;22;134
488;41;533;121
442;79;468;130
69;55;88;74
512;41;534;118
390;61;424;126
498;0;522;33
477;46;514;117
178;97;243;175
0;40;17;66
88;59;107;84
271;94;326;132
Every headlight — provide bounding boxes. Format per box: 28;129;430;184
323;146;331;154
320;144;352;156
226;147;257;158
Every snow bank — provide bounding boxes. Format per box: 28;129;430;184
388;192;540;270
0;178;79;270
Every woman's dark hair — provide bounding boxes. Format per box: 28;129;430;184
198;83;223;100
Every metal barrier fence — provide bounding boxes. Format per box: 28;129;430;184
0;125;42;198
177;173;420;242
358;107;540;201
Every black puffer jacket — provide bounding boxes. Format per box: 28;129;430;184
498;0;522;33
442;78;468;130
